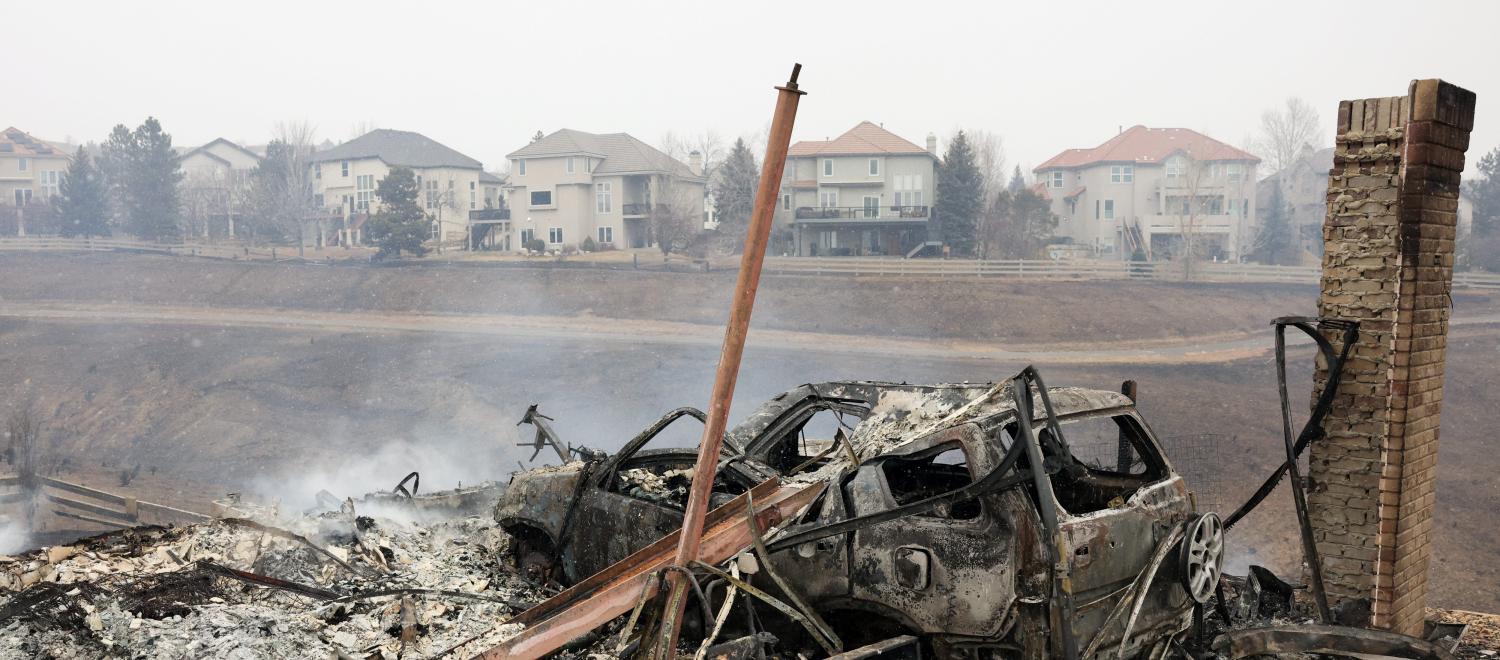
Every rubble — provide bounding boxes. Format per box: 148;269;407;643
0;505;540;659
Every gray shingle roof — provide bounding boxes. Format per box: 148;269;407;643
479;171;506;184
506;129;701;179
311;129;482;169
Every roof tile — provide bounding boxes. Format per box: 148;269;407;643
1035;125;1259;171
789;121;932;157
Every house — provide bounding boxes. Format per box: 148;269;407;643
1256;145;1333;257
1035;125;1260;261
779;121;938;257
1;127;69;210
179;138;261;239
309;129;490;247
505;129;705;251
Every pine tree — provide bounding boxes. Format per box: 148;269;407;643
127;118;183;240
1468;146;1500;237
1007;165;1026;193
58;148;110;238
711;138;759;246
366;167;429;258
100;124;135;230
1252;184;1296;265
934;131;984;256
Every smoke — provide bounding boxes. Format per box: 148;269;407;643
0;518;31;555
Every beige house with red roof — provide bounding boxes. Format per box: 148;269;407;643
1035;125;1260;261
780;121;939;256
1;127;70;211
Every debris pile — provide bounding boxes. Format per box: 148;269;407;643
0;508;541;659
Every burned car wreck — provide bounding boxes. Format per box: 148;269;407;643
494;368;1227;658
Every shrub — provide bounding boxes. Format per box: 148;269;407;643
581;236;597;252
525;238;546;254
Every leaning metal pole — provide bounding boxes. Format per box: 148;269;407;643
1274;320;1333;622
652;64;805;660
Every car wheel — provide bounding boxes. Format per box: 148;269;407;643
1179;512;1224;603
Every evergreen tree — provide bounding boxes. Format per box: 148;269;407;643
1468;146;1500;237
99;118;182;240
1251;183;1296;265
57;148;110;237
711;138;759;245
126;118;183;240
366;167;429;258
934;131;984;256
1007;165;1026;193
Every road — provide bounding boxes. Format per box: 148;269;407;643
4;301;1499;366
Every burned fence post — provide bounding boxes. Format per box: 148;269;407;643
1308;79;1475;634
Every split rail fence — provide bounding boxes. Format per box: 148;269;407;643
4;237;1500;289
0;474;210;528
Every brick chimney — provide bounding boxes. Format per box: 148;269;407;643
688;150;703;176
1309;79;1475;635
926;133;938;156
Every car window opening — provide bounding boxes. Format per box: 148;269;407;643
766;404;866;474
880;443;981;520
1039;414;1167;514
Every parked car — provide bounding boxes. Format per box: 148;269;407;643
493;368;1223;658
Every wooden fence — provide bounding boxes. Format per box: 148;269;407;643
0;474;210;528
5;237;1500;289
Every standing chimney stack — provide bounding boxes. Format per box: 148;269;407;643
688;150;703;176
926;132;938;155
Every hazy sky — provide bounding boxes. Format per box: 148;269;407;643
10;0;1498;176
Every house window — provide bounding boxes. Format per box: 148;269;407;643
566;157;575;174
355;174;374;209
425;179;439;209
470;190;476;209
598;226;613;244
595;182;612;213
1227;164;1244;183
548;227;563;244
341;161;349;177
530;190;552;207
863;195;879;218
896;174;925;208
868;158;880;176
520;228;534;246
18;158;29;172
1166;157;1184;179
1110;165;1133;183
781;193;791;211
517;159;526;176
42;171;59;197
819;190;838;208
314;163;321;179
1103;199;1115;220
822;159;833;177
1050;171;1064;188
585;158;594;173
14;189;31;205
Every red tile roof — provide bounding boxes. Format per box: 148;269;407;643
1034;125;1259;171
0;127;67;157
790;121;933;157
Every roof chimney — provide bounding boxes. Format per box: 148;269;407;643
1118;125;1123;135
926;133;938;155
688;150;703;176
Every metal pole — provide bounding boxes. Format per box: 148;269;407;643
1275;322;1333;622
653;63;804;659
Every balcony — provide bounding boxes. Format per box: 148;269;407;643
622;203;652;216
793;205;929;220
469;208;511;221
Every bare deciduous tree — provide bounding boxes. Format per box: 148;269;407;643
1165;152;1214;281
648;174;700;257
251;121;319;257
1254;97;1323;176
659;131;725;181
968;129;1008;198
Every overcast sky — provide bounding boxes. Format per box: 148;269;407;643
10;0;1497;176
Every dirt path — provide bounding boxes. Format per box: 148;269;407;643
0;301;1307;365
6;301;1499;366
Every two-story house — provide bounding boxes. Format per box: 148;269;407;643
1256;146;1333;259
505;129;704;251
1;127;69;213
180;138;261;239
779;121;938;256
1035;126;1260;261
310;129;491;246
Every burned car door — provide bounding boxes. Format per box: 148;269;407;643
561;409;757;582
841;424;1019;638
1042;410;1193;648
